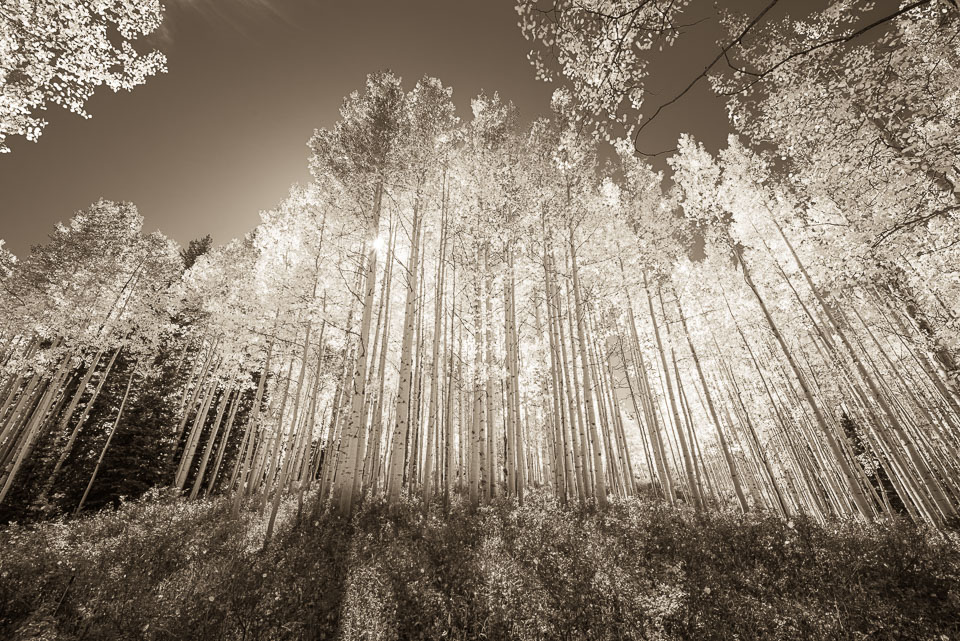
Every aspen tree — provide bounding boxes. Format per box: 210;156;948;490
310;72;407;516
75;359;139;514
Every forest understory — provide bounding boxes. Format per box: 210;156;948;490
2;489;959;641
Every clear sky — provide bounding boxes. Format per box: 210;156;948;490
0;0;749;257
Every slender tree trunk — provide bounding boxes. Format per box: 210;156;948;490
423;178;448;506
75;361;138;514
336;182;384;515
645;273;699;509
189;385;232;500
0;349;74;504
677;294;748;512
37;346;121;505
735;249;873;519
386;189;424;505
231;334;275;514
207;386;240;496
265;321;313;545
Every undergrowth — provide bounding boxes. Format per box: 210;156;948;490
1;488;958;640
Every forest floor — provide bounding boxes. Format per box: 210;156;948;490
1;488;959;641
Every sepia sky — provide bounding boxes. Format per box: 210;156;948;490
0;0;767;257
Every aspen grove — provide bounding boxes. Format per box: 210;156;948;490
0;59;958;530
2;0;960;531
5;2;960;636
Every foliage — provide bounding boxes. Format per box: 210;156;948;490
0;0;167;152
1;489;958;640
516;0;691;143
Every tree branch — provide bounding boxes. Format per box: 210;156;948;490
632;0;782;148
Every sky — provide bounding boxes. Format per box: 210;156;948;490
0;0;759;257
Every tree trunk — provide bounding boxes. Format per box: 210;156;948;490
75;361;138;514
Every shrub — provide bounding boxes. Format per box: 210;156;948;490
1;489;958;640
